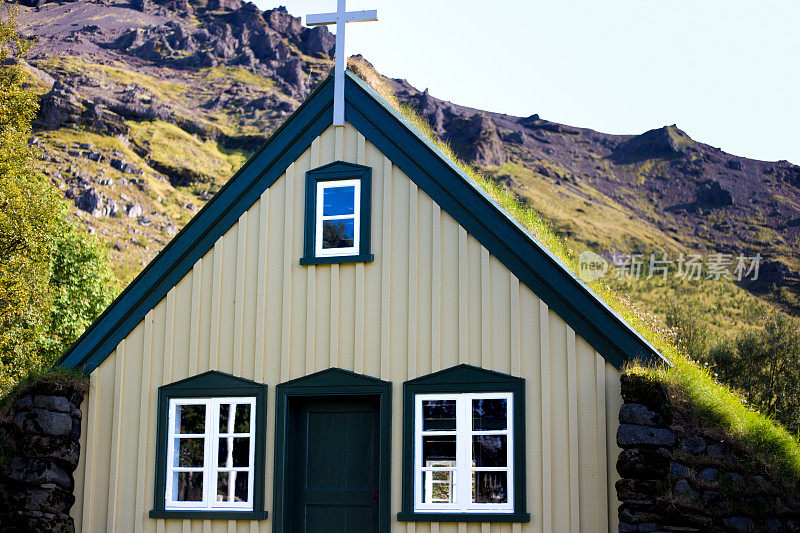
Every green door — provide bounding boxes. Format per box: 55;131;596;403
288;396;380;532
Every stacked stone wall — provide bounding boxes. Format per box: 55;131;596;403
0;381;86;533
617;373;800;532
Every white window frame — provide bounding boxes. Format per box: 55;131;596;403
165;397;256;511
413;392;514;513
315;179;360;257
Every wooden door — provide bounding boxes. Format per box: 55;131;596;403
288;396;380;532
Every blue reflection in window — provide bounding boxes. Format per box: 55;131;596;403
323;186;355;216
322;219;355;249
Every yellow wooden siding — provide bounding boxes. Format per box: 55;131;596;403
70;123;622;532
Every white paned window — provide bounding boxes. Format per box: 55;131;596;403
165;397;256;511
414;393;514;513
315;179;360;257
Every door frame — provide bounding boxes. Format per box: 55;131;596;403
272;368;392;533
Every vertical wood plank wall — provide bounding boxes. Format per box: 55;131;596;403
70;123;622;532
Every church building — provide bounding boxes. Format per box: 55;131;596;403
60;63;666;533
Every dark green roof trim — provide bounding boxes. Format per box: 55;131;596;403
58;76;335;373
343;71;668;370
58;68;668;374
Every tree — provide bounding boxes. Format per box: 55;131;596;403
37;222;118;363
0;10;60;366
665;302;709;361
0;9;117;393
666;299;800;436
707;314;800;436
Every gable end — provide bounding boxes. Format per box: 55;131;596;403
58;70;667;375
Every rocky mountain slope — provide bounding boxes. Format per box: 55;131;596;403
9;0;800;323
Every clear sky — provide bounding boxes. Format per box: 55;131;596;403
257;1;799;164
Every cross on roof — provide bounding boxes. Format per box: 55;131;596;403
307;0;378;126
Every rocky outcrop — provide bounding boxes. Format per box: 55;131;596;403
275;58;306;96
616;374;800;532
612;125;693;163
263;6;302;41
207;0;243;11
107;2;333;81
249;28;288;62
696;180;734;208
448;113;507;167
0;380;87;533
36;82;84;130
70;186;117;217
36;83;128;135
302;25;335;58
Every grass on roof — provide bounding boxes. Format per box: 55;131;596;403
346;57;800;482
0;367;88;419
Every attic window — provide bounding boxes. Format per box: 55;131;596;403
301;161;374;265
316;180;360;256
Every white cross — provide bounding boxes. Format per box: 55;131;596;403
307;0;378;126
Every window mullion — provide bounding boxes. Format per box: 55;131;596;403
206;399;217;510
227;403;235;503
458;395;470;509
315;184;324;254
467;394;476;509
415;395;422;507
166;401;175;504
353;180;361;249
507;393;514;508
248;398;255;504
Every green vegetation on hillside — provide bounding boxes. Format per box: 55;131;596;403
127;120;249;185
0;12;117;394
489;162;778;339
669;305;800;437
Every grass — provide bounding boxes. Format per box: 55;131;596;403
32;125;204;287
348;57;800;481
38;56;188;102
609;273;774;337
90;61;189;101
0;367;88;417
0;367;88;464
126;120;249;185
494;161;685;252
198;66;277;91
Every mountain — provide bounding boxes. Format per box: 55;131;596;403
9;0;800;330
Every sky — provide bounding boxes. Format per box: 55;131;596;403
256;1;800;164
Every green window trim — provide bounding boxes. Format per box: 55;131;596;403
396;512;531;523
150;371;268;520
271;368;392;533
300;161;374;265
398;364;530;523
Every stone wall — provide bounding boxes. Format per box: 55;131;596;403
617;373;800;532
0;380;86;533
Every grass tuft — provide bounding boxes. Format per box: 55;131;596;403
347;57;800;481
0;367;88;419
